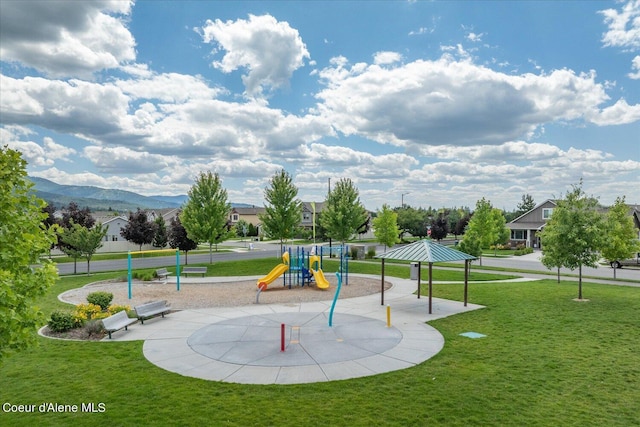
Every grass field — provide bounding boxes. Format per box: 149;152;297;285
1;260;638;426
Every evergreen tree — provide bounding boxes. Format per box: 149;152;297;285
181;171;231;263
516;193;536;217
153;216;168;249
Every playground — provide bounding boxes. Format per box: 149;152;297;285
60;274;482;384
60;274;389;310
53;246;486;384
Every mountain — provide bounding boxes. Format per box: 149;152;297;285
28;177;257;211
148;194;189;206
28;177;183;210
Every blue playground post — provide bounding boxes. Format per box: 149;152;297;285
176;250;180;291
127;252;132;299
329;271;343;327
127;249;181;299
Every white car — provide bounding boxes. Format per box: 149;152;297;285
610;253;640;269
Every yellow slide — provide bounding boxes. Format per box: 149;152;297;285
257;252;290;290
309;255;330;289
311;268;330;289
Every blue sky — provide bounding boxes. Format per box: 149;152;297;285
1;0;638;211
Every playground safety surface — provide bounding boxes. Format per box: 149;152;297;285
104;274;484;384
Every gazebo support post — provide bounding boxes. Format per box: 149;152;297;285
464;259;469;307
417;261;421;299
428;262;433;314
381;258;385;305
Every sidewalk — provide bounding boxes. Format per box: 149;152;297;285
105;274;484;385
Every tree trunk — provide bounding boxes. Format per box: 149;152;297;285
209;243;213;264
578;264;583;299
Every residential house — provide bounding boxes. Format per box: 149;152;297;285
507;201;640;249
506;200;557;248
228;203;327;236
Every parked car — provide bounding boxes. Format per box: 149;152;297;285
610;253;640;269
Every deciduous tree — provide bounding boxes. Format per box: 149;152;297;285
373;204;400;250
396;206;428;239
430;212;449;241
539;182;606;299
1;147;58;362
259;169;302;252
121;209;157;251
169;214;198;264
465;198;509;259
320;178;368;245
60;222;107;274
601;196;640;279
61;202;95;229
181;171;231;263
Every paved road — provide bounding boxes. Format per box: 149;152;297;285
55;242;281;275
477;251;640;283
55;242;639;286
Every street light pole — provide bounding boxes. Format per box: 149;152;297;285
401;192;410;208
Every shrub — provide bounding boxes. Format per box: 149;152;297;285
133;271;154;281
514;247;534;256
350;247;359;259
84;320;105;337
86;291;113;310
366;247;376;259
108;304;131;315
74;303;103;324
48;310;76;332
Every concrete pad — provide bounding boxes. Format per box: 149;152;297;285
137;274;485;384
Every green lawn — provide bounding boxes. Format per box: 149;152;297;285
1;261;638;426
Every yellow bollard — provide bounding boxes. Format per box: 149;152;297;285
386;304;391;327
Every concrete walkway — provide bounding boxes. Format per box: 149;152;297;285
105;274;484;385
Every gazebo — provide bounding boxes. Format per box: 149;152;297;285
375;239;477;314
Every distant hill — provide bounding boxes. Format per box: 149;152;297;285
28;177;257;211
29;177;183;210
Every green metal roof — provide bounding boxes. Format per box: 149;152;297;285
375;239;476;263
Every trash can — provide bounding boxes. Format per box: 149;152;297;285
410;262;419;280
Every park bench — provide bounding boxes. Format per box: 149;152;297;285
101;310;137;339
181;266;207;277
134;300;171;324
155;268;169;280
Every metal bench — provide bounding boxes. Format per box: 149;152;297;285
181;266;207;277
101;310;137;339
134;301;171;324
155;268;169;280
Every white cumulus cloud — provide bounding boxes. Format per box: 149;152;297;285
198;14;310;97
